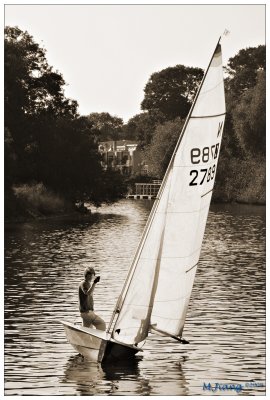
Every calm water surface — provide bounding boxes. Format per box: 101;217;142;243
5;200;265;395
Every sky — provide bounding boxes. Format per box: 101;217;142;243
4;2;266;123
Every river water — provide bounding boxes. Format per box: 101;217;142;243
4;200;265;395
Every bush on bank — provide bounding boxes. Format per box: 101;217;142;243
5;183;73;221
213;156;265;204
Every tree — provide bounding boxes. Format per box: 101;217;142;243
124;111;165;148
5;26;77;121
87;112;123;141
221;45;266;159
143;118;184;178
231;70;265;156
141;65;203;120
5;26;127;209
90;169;128;206
5;26;78;185
214;45;266;203
225;45;265;98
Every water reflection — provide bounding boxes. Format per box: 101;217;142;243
62;354;150;395
63;355;105;395
5;200;265;395
62;352;189;396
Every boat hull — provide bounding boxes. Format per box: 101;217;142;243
61;320;108;362
60;320;141;363
103;339;141;362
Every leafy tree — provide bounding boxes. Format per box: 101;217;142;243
143;118;184;178
221;45;266;159
5;26;127;210
231;70;265;156
32;114;127;206
4;26;78;185
141;65;203;120
124;111;165;148
87;112;123;141
4;127;17;187
90;169;128;206
215;45;266;203
5;26;77;121
225;45;265;98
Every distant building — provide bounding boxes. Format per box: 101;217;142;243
98;140;148;175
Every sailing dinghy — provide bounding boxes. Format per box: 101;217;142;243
61;38;226;362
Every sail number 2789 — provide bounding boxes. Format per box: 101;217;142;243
189;144;219;186
189;165;216;186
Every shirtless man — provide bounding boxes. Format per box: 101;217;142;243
78;266;106;331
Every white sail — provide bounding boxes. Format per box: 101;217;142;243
112;42;226;345
112;168;173;345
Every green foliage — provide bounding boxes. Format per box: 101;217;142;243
141;65;204;120
213;46;265;203
35;116;104;202
5;26;265;211
219;113;243;159
13;183;69;216
87;112;124;141
225;45;265;98
5;26;127;214
214;155;265;204
143;118;184;178
89;170;128;207
138;44;265;205
124;112;165;148
5;26;78;187
125;65;203;150
231;70;265;156
222;46;266;159
4;26;77;121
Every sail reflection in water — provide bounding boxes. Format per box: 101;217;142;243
5;201;265;395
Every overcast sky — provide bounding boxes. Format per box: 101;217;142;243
5;3;265;122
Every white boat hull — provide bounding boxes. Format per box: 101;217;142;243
61;320;108;362
60;320;141;362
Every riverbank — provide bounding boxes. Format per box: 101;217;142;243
4;184;94;224
5;190;265;225
5;161;265;224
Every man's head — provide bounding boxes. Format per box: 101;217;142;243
84;266;95;280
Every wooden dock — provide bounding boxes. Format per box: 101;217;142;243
127;194;157;200
127;181;162;200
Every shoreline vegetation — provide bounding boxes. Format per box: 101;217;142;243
5;175;265;224
5;27;265;224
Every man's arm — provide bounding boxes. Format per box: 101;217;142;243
87;282;96;296
88;276;100;295
80;277;100;295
